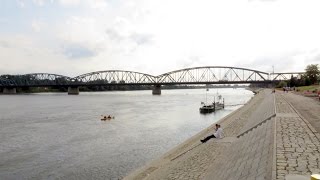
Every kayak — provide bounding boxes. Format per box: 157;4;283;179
101;116;114;121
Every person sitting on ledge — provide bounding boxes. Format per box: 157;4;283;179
200;124;223;143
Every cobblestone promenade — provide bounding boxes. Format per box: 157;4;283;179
275;93;320;180
125;90;320;180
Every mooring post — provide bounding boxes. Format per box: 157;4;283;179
223;98;225;108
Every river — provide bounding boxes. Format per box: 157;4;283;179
0;88;253;179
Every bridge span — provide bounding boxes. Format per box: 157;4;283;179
0;66;304;95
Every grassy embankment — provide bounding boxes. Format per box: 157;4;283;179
296;85;320;92
275;85;320;97
295;85;320;99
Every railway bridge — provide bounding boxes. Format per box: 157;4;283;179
0;66;304;95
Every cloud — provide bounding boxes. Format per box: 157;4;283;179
17;0;25;8
0;40;10;48
33;0;45;6
235;50;316;73
309;57;320;64
58;0;80;6
0;18;7;24
248;0;277;2
62;43;96;59
105;28;124;42
3;0;320;76
304;50;320;64
89;0;108;10
0;34;95;76
55;16;108;54
130;32;153;45
177;55;203;69
31;20;47;33
106;28;153;45
58;0;108;10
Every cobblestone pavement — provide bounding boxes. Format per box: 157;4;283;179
282;92;320;136
275;93;320;180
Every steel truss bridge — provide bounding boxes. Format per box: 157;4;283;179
0;66;304;88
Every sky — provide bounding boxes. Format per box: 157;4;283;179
0;0;320;77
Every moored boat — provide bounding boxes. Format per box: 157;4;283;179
199;91;224;113
199;104;215;113
199;101;224;113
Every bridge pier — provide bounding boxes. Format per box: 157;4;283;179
152;85;161;95
3;87;17;94
68;86;79;95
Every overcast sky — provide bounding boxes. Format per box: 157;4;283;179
0;0;320;77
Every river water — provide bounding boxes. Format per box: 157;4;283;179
0;88;253;179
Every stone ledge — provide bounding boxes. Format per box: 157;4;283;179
285;174;309;180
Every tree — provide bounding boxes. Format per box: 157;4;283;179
305;77;312;86
305;64;320;84
276;81;287;88
289;75;297;87
296;75;306;86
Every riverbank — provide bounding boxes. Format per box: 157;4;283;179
124;89;267;179
125;89;320;180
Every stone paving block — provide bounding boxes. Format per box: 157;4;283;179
275;93;320;180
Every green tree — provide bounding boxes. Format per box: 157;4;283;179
305;64;320;84
296;75;306;86
305;77;311;86
276;81;287;88
289;75;297;87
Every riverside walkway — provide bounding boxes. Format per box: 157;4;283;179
124;89;320;180
275;93;320;179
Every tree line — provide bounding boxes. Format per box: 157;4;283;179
276;64;320;88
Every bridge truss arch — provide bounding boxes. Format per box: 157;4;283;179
271;72;304;81
0;77;17;87
73;70;157;85
2;73;72;87
156;66;270;84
